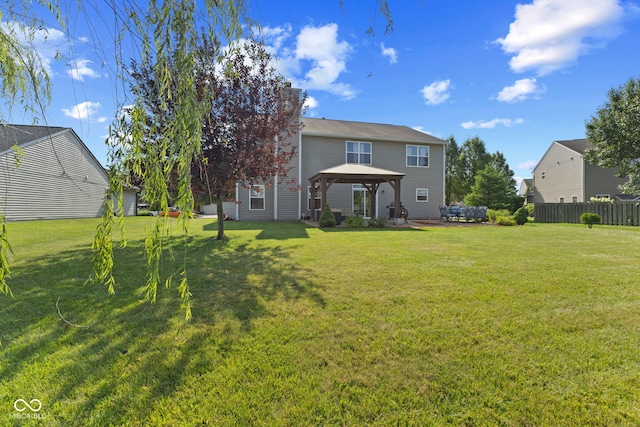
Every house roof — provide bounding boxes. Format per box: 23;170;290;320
555;139;589;154
301;117;446;145
0;124;67;152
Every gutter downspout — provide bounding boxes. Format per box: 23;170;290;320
274;136;279;221
298;120;303;221
235;182;240;220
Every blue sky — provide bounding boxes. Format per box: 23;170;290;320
4;0;640;185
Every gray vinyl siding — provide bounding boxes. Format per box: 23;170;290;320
237;184;274;221
532;143;583;203
301;135;445;219
584;162;626;199
0;129;109;221
301;135;355;217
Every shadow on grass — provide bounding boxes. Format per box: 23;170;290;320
202;220;312;240
317;226;429;233
0;231;324;425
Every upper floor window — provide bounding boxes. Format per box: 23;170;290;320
407;145;429;167
346;141;371;164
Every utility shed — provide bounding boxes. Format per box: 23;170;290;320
0;124;114;221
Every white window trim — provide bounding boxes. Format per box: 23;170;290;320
406;144;430;168
249;185;266;210
346;141;372;165
416;188;429;202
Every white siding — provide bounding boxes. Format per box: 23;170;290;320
0;130;109;221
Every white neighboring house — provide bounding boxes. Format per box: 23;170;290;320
0;124;137;221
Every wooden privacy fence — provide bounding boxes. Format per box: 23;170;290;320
535;202;640;226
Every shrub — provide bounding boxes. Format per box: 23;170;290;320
495;215;516;226
580;213;602;228
487;209;510;223
525;203;535;217
318;204;337;228
345;216;366;228
367;217;387;228
513;207;528;225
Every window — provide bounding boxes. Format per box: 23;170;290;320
249;185;265;210
416;188;428;202
572;195;578;203
346;141;371;164
407;145;429;167
596;193;610;199
307;186;321;210
559;196;565;203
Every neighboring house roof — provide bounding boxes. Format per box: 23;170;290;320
555;139;589;154
302;117;446;145
532;138;589;172
0;124;67;152
519;178;533;195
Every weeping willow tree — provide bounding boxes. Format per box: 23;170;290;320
87;1;250;320
0;0;60;298
1;0;396;320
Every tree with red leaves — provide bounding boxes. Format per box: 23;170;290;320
191;39;306;239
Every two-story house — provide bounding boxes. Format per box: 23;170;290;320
232;113;447;222
531;139;627;204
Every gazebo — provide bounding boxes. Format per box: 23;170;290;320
308;164;405;221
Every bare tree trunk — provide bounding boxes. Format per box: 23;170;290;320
216;197;227;240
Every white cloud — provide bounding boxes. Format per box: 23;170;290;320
67;59;101;81
461;118;525;129
421;79;451;105
518;160;538;170
253;23;358;100
294;23;356;99
255;24;293;52
2;22;66;76
497;78;546;102
496;0;626;75
381;43;398;64
304;96;318;110
62;101;104;121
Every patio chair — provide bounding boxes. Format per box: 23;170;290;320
439;205;450;221
476;206;488;222
464;206;477;222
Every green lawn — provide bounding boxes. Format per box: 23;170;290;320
1;217;640;426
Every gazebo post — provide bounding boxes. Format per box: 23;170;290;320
394;178;402;220
320;176;327;218
310;180;317;221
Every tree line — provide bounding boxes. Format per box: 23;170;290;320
445;136;523;212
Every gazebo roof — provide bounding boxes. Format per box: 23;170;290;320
309;164;404;183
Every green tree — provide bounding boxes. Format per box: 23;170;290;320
445;136;465;204
584;77;640;195
491;151;516;189
464;163;517;210
459;136;492;196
